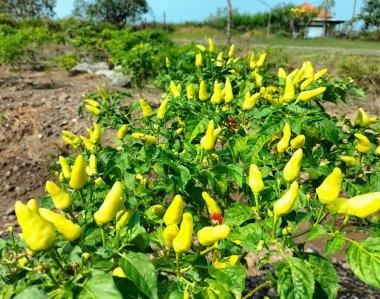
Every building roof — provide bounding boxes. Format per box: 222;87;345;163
299;2;332;19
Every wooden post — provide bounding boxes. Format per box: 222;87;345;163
227;0;231;44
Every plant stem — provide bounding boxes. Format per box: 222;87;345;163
339;215;350;231
67;208;78;223
100;226;106;247
176;252;181;278
49;248;67;275
254;193;260;217
243;280;271;299
200;243;218;256
315;204;326;224
272;215;278;239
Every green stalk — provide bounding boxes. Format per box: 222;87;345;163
176;252;181;278
49;248;67;275
272;215;278;239
243;280;271;299
100;226;106;247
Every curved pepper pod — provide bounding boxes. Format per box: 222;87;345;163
59;156;71;179
139;98;154;118
296;87;326;102
172;213;194;253
208;38;215;52
157;99;169;120
85;105;100;115
164;195;184;226
210;81;223;105
316;167;342;204
313;68;328;81
45;181;72;211
86;154;97;177
354;133;371;153
186;83;196;100
281;77;295;103
228;44;235;57
224;77;233;103
15;201;56;251
80;136;95;151
69;154;88;190
199;80;209;102
256;53;267;67
346;192;380;218
169;80;181;98
242;92;260;111
163;224;180;248
327;198;348;215
278;67;287;82
216;51;224;67
131;133;157;146
277;123;291;153
116;209;134;229
303;61;314;79
90;123;102;144
273;181;299;216
195;52;203;68
201;120;216;151
39;208;81;242
354;108;377;127
283;148;303;182
94;181;126;225
117;124;128;140
197;224;231;247
62;130;81;148
341;156;357;167
202;192;222;216
248;164;264;194
290;135;305;149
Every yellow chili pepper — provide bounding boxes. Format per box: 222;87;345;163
165;56;171;68
292;67;305;87
139;98;153;118
85;99;100;108
228;44;235;57
94;181;126;225
278;67;287;83
197;224;231;246
186;83;196;100
164;195;184;226
116;209;134;229
277;123;291;153
316;167;342;204
300;78;313;91
201;120;218;151
90;122;102;144
163;224;180;248
18;257;28;267
112;267;126;278
69;154;88;190
170;80;181;98
256;53;267;67
80;136;95;151
117;124;129;140
86;154;97;177
249;53;256;69
196;44;206;51
287;69;298;81
223;77;233;103
303;61;314;79
27;198;39;214
202;191;222;217
195;53;203;68
59;156;71;179
131;133;157;146
15;201;56;251
216;51;223;67
85;105;100;115
273;181;299;216
45;181;72;211
313;68;328;81
376;145;380;155
172;213;193;253
281;77;295;103
252;71;263;87
199;80;209;101
327;198;348;215
290;135;305;149
98;87;108;100
242;92;260;111
354;133;371;153
157;99;169;120
283;148;303;182
346;192;380;218
210;81;223;105
39;208;81;242
354;108;377;127
341;156;357;167
95;177;105;185
248;164;264;195
208;38;215;52
145;204;165;219
62;130;81;149
296;87;326;102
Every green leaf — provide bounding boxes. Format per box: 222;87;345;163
229;223;268;252
315;118;338;144
208;265;246;298
185;116;208;142
227;164;243;187
14;286;46;299
120;252;158;299
346;237;380;289
323;235;345;257
223;202;254;226
277;257;315;299
78;271;123;299
302;254;338;299
304;224;328;242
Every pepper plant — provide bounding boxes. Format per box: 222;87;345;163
1;39;380;299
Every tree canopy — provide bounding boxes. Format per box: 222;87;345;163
0;0;56;18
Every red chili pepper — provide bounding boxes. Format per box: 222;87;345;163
211;212;224;224
231;123;236;129
228;117;234;123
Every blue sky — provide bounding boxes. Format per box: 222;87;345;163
56;0;363;22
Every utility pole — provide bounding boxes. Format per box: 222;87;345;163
227;0;232;44
258;0;272;37
350;0;357;37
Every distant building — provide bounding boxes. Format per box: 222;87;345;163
299;2;345;38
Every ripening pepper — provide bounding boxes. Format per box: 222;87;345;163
98;87;108;100
277;123;291;153
69;154;88;190
224;78;233;103
145;204;165;219
313;68;328;81
216;51;223;67
248;164;264;195
283;148;303;182
139;98;154;118
62;130;81;149
197;224;231;246
15;201;56;251
354;133;371;153
117;124;129;140
199;80;209;101
280;77;295;103
296;87;326;102
85;105;100;115
163;224;179;248
186;83;196;100
157;99;169;120
256;53;267;67
39;208;81;242
273;181;299;216
208;38;215;52
242;92;260;111
86;154;97;177
131;133;157;146
164;195;184;226
45;181;72;211
170;81;181;98
90;122;102;144
195;53;203;67
341;156;357;167
228;44;235;57
300;77;313;91
94;181;125;225
210;81;223;105
354;108;377;127
316;167;342;204
59;156;71;179
172;212;193;253
202;191;222;219
80;136;95;151
116;209;134;229
327;198;348;215
27;198;39;214
346;192;380;218
290;135;305;149
113;267;126;278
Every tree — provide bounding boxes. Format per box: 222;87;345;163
73;0;149;29
357;0;380;32
0;0;56;18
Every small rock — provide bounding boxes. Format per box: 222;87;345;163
5;170;11;177
60;119;68;126
8;215;16;221
12;165;20;172
38;133;43;139
5;184;15;192
5;206;15;216
15;186;26;196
